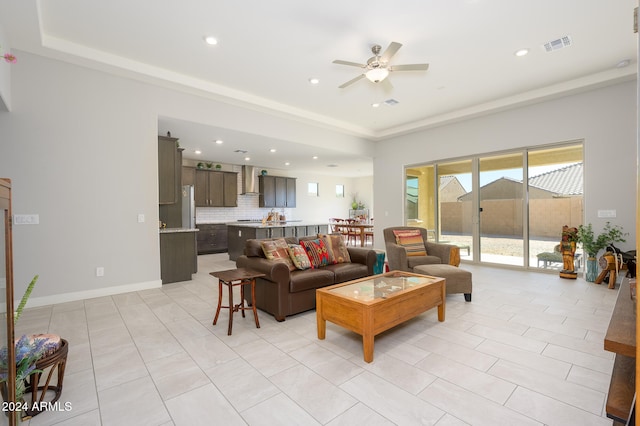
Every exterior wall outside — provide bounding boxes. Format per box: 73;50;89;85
441;197;583;239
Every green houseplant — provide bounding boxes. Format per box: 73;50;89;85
576;222;626;281
0;275;57;418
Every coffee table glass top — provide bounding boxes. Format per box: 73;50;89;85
328;271;441;301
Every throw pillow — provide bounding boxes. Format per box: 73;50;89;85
393;229;427;257
318;233;351;263
288;244;312;270
300;237;336;268
260;238;295;271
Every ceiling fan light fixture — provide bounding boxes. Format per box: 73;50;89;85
365;68;389;83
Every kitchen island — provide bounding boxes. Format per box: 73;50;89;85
159;228;198;283
227;222;329;261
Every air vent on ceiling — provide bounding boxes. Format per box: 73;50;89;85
384;99;400;106
543;35;572;52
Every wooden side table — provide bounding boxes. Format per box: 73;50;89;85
210;268;265;335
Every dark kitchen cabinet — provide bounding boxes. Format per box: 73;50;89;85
182;166;195;186
195;170;238;207
196;224;228;254
158;136;179;204
160;231;197;284
259;175;296;208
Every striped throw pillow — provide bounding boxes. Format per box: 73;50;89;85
393;229;427;257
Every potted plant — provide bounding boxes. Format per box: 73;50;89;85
576;222;626;282
0;275;57;418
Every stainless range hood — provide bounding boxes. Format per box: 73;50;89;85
241;165;259;194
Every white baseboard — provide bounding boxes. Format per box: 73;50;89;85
16;280;163;309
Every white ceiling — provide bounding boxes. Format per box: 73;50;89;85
1;0;637;176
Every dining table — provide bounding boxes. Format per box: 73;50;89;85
340;223;374;247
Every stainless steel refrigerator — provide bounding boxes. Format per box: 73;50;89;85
181;185;196;228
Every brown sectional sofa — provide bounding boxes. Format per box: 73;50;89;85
235;236;377;321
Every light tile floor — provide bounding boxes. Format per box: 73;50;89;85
17;254;619;425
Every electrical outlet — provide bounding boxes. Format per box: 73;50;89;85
96;267;104;277
137;213;145;223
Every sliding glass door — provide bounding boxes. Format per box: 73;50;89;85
404;142;583;269
437;160;473;261
528;145;583;270
478;153;524;266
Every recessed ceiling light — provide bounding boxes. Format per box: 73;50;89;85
244;157;250;161
204;36;218;45
514;48;529;57
215;139;223;144
270;148;276;153
308;78;320;85
371;103;380;108
194;150;202;155
285;162;290;166
312;156;318;160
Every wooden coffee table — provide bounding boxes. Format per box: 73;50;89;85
316;270;445;363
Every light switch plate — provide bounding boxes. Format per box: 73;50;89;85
13;214;39;225
597;209;616;218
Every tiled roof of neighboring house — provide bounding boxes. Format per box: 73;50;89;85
528;162;583;195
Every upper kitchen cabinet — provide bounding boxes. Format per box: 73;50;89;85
259;175;296;208
194;169;238;207
158;136;179;204
182;166;195;186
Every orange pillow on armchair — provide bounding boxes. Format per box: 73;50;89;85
392;229;427;256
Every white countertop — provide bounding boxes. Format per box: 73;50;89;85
159;228;199;233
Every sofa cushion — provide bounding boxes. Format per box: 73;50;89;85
393;229;427;256
319;233;351;264
407;255;442;268
288;244;312;270
289;268;335;293
324;262;368;283
300;237;336;268
261;238;295;271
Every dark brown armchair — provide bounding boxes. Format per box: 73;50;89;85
383;227;461;272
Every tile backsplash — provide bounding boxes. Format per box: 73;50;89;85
196;194;293;223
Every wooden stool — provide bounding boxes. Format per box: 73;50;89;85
24;337;69;418
210;268;265;335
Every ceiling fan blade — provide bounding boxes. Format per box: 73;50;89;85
389;63;429;72
333;60;366;68
338;74;365;89
380;42;402;62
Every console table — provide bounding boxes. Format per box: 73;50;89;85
604;276;636;424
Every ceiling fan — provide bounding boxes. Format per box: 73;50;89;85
333;41;429;89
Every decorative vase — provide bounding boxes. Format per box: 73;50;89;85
351;202;358;209
585;257;598;282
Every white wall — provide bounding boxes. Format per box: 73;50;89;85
0;51;372;306
373;80;637;254
0;24;12;111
